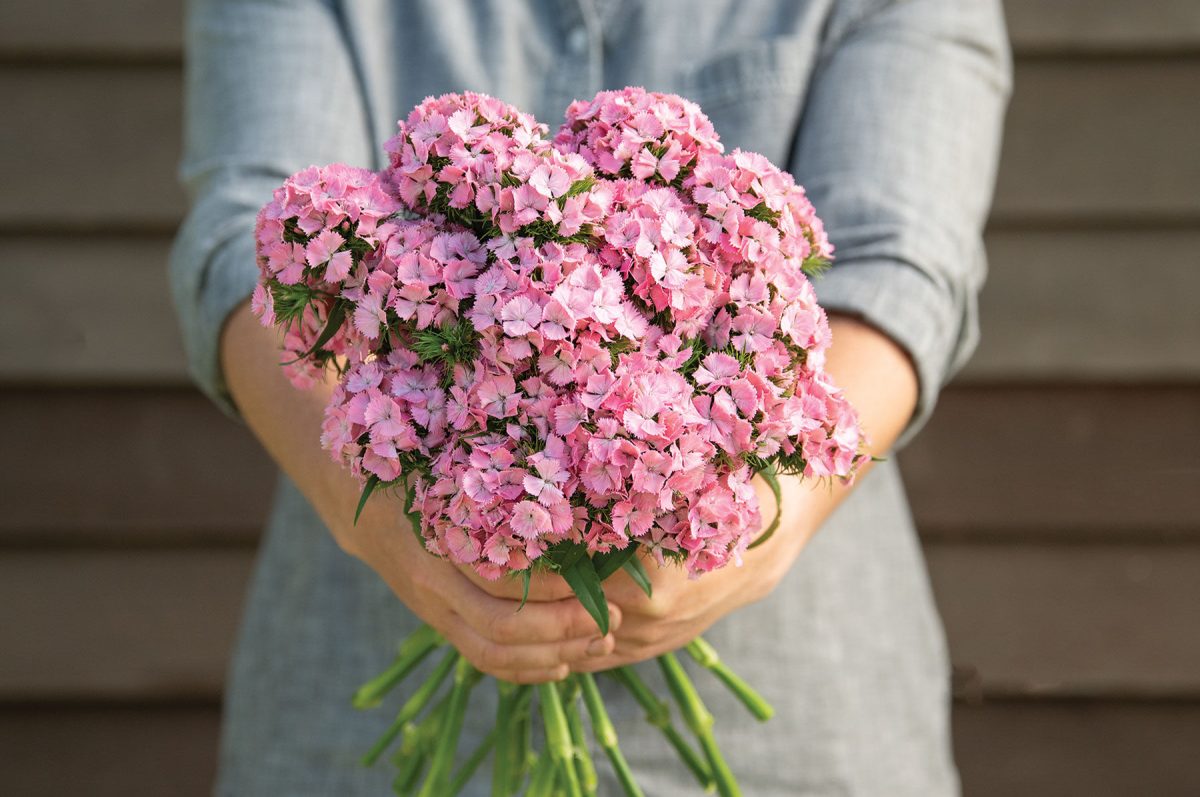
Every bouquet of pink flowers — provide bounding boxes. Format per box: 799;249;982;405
253;88;865;796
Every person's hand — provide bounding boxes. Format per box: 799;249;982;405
324;484;623;684
572;472;823;671
220;305;618;684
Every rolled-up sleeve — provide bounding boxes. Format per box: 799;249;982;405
169;0;374;417
791;0;1011;448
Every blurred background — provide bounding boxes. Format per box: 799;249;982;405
2;1;1198;795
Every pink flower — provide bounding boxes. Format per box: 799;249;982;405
510;500;553;540
529;163;571;198
499;295;542;337
256;90;862;584
250;283;275;327
476;374;519;418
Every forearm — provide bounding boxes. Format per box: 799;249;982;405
219;299;363;551
220;298;619;681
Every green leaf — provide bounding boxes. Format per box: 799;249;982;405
621;556;653;598
354;475;381;525
518;569;532;612
402;478;423;541
747;464;782;550
560;556;609;636
283;299;348;364
545;541;587;572
594;545;637;581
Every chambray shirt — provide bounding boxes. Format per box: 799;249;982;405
170;2;1009;794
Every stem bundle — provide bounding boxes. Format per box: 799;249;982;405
355;624;775;795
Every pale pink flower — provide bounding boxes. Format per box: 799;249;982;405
499;295;542;337
510;500;553;539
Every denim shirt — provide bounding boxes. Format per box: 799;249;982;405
171;0;1010;448
170;2;1009;794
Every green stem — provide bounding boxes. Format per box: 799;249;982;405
514;685;536;784
363;649;459;766
392;692;451;766
578;673;645;797
449;726;498;795
747;463;782;550
561;677;598;796
537;682;584;797
390;724;430;796
527;754;559;797
416;658;481;797
685;637;774;721
353;625;444;709
658;653;741;797
391;692;453;795
491;682;518;797
392;745;426;796
608;667;712;789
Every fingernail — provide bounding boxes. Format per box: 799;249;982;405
586;636;609;657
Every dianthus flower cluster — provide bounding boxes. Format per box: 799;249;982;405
252;164;399;387
254;89;865;581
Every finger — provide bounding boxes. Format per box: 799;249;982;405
575;628;696;672
601;562;681;614
491;664;570;684
453;623;617;673
448;579;624;646
411;555;622;643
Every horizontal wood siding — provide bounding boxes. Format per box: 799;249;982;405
8;229;1200;384
2;1;1198;794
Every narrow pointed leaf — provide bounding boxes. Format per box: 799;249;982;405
519;569;532;611
402;477;423;540
355;475;381;525
594;545;637;581
621;557;653;598
282;299;348;364
560;556;609;636
748;464;782;550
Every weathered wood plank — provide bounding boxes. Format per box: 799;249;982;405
5;385;1195;543
0;1;180;60
0;68;185;229
965;229;1200;381
929;543;1200;699
993;59;1200;223
0;549;252;700
4;227;1199;384
3;542;1198;699
0;238;188;384
903;386;1200;537
4;59;1200;229
954;701;1200;797
4;0;1200;60
1004;0;1200;55
1;705;219;797
4;701;1200;797
0;389;273;541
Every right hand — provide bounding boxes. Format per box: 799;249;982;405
328;488;621;683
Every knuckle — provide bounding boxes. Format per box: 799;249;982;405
641;598;669;621
567;605;601;638
488;611;518;644
478;641;513;670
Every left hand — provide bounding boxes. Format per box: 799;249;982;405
571;472;826;672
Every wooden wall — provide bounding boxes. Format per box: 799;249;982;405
3;2;1199;794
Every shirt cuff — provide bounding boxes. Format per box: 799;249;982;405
812;257;974;450
175;223;258;420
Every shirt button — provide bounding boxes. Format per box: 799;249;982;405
567;26;589;54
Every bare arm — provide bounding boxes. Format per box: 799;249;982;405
220;301;620;683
